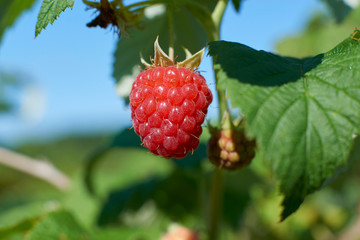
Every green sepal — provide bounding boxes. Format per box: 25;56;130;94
176;48;205;71
141;37;205;71
153;36;175;67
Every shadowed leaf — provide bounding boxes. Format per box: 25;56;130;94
322;0;352;23
0;0;37;43
97;169;200;226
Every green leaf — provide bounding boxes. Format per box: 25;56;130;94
35;0;74;37
222;170;263;229
113;1;212;101
97;176;162;226
92;225;164;240
231;0;243;12
98;169;201;226
0;202;46;229
0;217;39;239
84;128;208;196
84;129;142;195
27;209;91;240
276;7;360;57
208;34;360;220
0;101;11;112
0;0;37;44
321;0;352;23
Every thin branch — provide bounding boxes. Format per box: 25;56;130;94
208;168;224;240
0;147;71;191
210;0;229;41
167;7;174;61
206;2;230;240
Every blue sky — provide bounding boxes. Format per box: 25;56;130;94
0;0;325;146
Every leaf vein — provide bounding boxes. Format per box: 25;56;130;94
310;74;360;106
251;87;282;124
327;109;358;127
310;97;344;159
265;95;304;157
312;123;324;179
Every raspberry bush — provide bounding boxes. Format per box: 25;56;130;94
1;1;360;240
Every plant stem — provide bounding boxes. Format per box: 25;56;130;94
211;0;229;42
168;7;174;61
0;147;71;190
217;88;230;120
208;168;224;240
207;1;229;240
210;0;230;119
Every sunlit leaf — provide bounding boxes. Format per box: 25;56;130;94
208;34;360;220
84;128;208;195
97;169;201;226
0;217;39;239
83;129;143;195
27;210;90;240
35;0;74;37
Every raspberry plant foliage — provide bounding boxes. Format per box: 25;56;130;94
0;0;38;43
35;0;74;37
1;0;360;239
29;0;360;223
209;34;360;219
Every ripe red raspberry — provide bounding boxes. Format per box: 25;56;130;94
130;39;212;159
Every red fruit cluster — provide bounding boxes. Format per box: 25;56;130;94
130;66;212;159
208;129;255;170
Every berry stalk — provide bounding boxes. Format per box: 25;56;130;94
208;168;224;240
207;1;229;240
211;0;230;120
167;7;175;61
211;0;229;42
